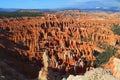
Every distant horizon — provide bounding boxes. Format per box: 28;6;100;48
0;0;120;9
0;6;120;10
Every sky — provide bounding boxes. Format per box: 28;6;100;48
0;0;120;9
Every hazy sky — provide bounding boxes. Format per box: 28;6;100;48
0;0;120;9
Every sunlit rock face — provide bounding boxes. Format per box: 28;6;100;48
0;11;120;80
66;68;118;80
104;57;120;79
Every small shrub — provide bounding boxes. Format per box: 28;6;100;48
112;24;120;35
94;46;117;67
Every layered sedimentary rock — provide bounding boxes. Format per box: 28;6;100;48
0;12;120;79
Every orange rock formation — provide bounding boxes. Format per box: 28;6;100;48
0;12;120;79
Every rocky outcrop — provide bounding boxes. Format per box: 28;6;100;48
104;57;120;79
38;52;49;80
0;12;120;79
66;68;118;80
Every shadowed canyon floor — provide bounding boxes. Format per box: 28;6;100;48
0;11;120;80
